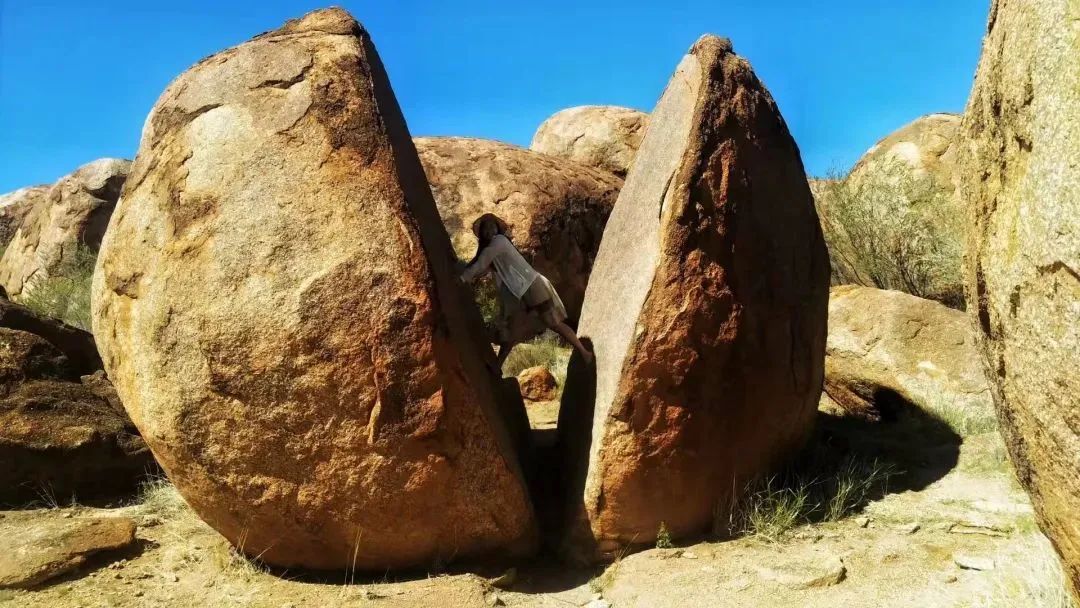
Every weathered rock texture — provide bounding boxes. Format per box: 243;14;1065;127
0;516;137;588
0;159;130;298
92;8;536;570
530;106;649;177
0;186;47;247
815;114;965;307
416;136;622;321
0;327;151;505
959;0;1080;599
558;36;829;561
824;285;992;422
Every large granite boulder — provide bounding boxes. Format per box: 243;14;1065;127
824;285;993;423
0;159;130;298
815;114;965;307
558;36;829;561
529;106;649;177
416;136;622;321
92;8;537;571
0;327;151;506
0;186;47;247
959;0;1080;599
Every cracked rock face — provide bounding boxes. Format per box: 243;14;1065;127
530;106;649;178
558;35;829;561
824;285;992;422
92;8;536;570
959;0;1080;599
0;159;130;298
0;186;47;249
416;136;622;322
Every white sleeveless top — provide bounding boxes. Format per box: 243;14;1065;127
461;235;539;298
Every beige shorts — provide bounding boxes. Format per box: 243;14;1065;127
496;276;568;342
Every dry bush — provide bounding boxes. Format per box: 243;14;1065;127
502;332;570;385
816;160;964;308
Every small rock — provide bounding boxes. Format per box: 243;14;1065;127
134;591;144;598
899;522;921;534
954;554;996;571
585;600;611;608
487;593;505;607
517;366;559;402
949;523;1009;538
682;550;698;559
164;573;179;582
756;554;847;589
943;573;958;583
855;517;871;528
62;513;74;519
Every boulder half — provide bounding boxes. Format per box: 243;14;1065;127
92;8;536;570
558;35;829;561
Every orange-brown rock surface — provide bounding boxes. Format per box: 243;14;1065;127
416;136;622;321
558;35;829;561
92;8;536;571
959;0;1080;599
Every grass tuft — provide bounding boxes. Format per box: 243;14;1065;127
976;534;1077;608
502;332;571;386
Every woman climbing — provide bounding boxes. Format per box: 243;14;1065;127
460;213;594;368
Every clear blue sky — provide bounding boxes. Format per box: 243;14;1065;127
0;0;988;192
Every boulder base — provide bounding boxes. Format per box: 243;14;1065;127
558;35;829;561
92;8;536;570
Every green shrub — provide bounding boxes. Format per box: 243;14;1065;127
655;522;673;549
19;245;96;330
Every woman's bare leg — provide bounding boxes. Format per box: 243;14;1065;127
550;321;593;363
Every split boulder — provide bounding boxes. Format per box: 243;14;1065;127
959;0;1080;599
558;36;829;561
92;8;536;571
0;186;47;248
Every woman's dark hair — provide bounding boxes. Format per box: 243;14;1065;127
473;216;505;258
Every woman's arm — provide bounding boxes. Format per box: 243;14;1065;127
461;238;503;284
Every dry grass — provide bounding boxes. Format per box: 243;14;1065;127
19;245;96;329
502;332;571;386
721;447;897;542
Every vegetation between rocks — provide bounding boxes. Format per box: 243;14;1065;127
18;245;96;330
816;161;964;308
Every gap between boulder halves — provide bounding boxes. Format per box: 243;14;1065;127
91;6;830;574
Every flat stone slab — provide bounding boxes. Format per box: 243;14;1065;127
0;517;136;588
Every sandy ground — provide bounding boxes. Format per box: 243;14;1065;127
0;400;1069;608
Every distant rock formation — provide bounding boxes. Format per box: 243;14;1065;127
558;35;829;562
416;136;622;321
815;114;964;307
0;186;47;247
958;0;1080;600
92;8;537;571
530;106;649;177
0;159;129;298
824;285;992;422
